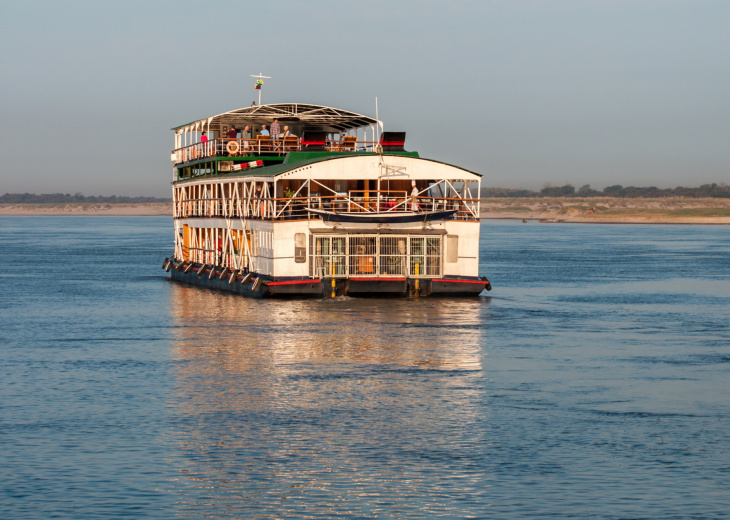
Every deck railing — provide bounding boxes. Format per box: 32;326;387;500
172;138;381;164
174;194;479;221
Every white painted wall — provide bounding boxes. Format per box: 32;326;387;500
443;221;481;277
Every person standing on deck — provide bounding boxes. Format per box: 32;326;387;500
242;125;251;152
270;119;281;150
284;186;294;219
200;131;209;157
411;181;419;212
256;185;263;218
225;126;238;156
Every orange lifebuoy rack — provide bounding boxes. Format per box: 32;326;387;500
226;140;240;155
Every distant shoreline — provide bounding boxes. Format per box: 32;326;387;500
0;202;171;216
2;198;730;224
480;197;730;224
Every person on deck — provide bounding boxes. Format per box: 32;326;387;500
227;126;238;139
256;184;270;218
411;181;419;212
270;119;281;150
241;125;251;151
284;186;295;219
199;132;209;156
259;125;269;136
255;185;263;218
270;119;280;139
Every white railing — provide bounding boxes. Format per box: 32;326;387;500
172;138;383;163
174;195;479;222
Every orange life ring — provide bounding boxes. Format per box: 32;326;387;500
191;146;199;159
226;140;240;154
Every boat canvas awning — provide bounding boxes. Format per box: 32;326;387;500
171;103;382;135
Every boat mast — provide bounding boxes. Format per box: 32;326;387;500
250;72;271;106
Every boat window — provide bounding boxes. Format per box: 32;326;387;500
446;235;458;263
294;233;306;263
309;234;442;278
379;237;407;276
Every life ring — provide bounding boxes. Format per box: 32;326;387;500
226;141;240;154
191;146;199;159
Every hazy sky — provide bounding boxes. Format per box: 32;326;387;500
1;0;728;197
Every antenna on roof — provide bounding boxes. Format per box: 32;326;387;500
250;73;271;106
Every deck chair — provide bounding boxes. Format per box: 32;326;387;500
257;135;271;152
283;136;299;152
341;135;357;152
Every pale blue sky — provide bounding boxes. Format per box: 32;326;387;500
1;0;728;197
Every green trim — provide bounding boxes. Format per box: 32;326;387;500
283;151;419;164
171;120;201;131
172;151;481;184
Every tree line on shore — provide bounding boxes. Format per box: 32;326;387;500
4;184;729;203
0;193;172;204
481;183;730;199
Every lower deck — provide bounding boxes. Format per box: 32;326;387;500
175;217;480;278
168;216;488;298
163;258;490;298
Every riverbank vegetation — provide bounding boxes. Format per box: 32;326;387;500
481;183;730;199
480;197;730;224
0;193;171;204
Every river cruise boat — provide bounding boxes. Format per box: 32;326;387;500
163;102;491;297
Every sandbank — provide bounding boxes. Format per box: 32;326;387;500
480;197;730;224
0;203;171;216
2;199;729;224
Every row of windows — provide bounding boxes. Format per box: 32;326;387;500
304;234;457;278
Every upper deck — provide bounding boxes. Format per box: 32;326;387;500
172;103;390;165
170;103;482;223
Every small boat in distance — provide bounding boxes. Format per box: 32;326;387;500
163;102;491;297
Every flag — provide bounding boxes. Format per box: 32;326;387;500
255;78;263;90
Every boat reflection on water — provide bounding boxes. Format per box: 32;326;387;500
166;284;491;518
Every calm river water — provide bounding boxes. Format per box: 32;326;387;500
1;216;728;519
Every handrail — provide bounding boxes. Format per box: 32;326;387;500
175;194;479;221
172;138;384;163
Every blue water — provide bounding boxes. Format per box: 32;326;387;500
1;216;729;519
